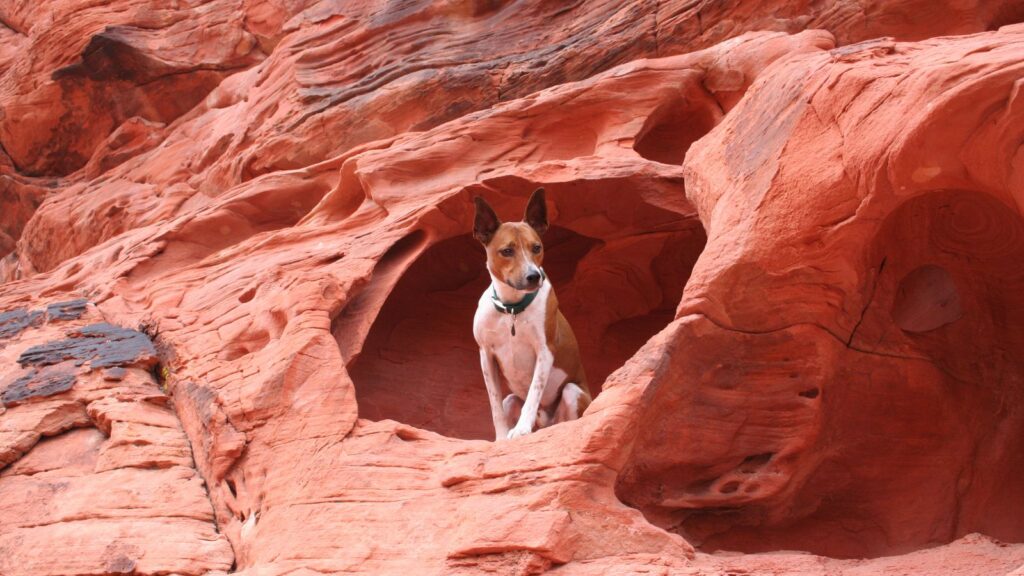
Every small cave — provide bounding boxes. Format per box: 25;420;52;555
858;189;1024;380
811;189;1024;554
633;92;721;165
613;188;1024;559
859;190;1024;545
348;206;707;440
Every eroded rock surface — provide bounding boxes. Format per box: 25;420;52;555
1;1;1023;575
617;28;1024;558
0;302;232;576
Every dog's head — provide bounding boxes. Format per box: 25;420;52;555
473;188;548;292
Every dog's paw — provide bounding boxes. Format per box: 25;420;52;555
506;424;532;439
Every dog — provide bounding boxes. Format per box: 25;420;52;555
472;188;591;440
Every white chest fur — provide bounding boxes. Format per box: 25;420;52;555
473;281;566;405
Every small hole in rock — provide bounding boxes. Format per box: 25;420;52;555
633;94;720;165
319;252;345;265
394;427;420;442
719;481;740;494
799;388;820;399
739;452;774;473
238;287;256;303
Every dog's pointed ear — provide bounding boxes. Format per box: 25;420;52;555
524;188;548;235
473;196;501;245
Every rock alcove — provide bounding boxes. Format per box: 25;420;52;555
5;1;1024;574
614;187;1024;559
346;184;707;440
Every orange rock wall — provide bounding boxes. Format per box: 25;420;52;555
1;1;1023;575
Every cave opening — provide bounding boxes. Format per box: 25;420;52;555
348;204;707;440
633;93;720;165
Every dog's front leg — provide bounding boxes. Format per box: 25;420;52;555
479;350;509;441
507;348;552;439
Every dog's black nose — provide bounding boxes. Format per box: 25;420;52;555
526;271;540;284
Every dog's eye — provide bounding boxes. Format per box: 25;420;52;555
531;244;542;254
499;247;514;257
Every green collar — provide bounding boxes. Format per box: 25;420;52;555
491;270;546;315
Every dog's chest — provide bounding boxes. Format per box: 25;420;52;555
474;289;548;392
491;333;540;391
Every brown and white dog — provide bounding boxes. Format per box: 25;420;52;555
472;188;591;440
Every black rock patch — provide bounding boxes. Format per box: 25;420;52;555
46;299;89;321
2;370;76;407
18;323;158;370
0;308;44;340
0;298;88;341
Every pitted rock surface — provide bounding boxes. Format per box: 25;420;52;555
0;2;1023;576
0;299;232;576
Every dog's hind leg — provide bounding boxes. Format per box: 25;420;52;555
554;383;591;424
503;394;524;429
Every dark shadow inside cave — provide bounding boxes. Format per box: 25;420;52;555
348;211;707;440
633;95;720;165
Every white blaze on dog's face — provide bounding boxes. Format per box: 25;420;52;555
473;188;548;292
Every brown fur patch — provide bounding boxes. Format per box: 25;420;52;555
545;288;589;393
486;222;544;288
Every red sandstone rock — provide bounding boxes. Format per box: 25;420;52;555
1;1;1024;575
628;26;1024;557
2;0;1018;278
0;305;231;576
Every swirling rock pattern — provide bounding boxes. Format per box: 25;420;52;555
1;1;1023;575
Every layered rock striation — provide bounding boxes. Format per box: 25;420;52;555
1;1;1023;575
